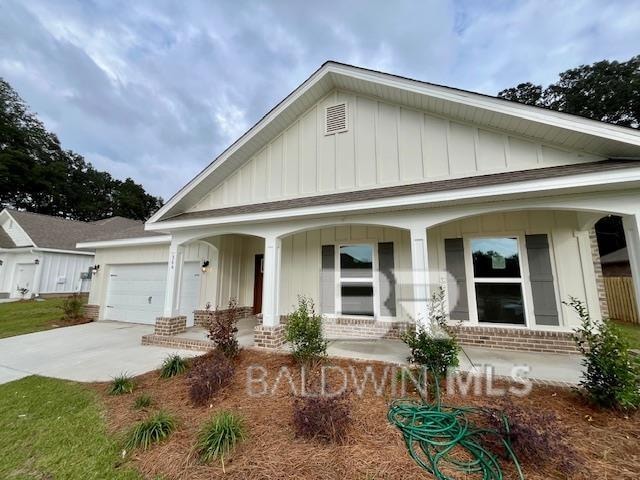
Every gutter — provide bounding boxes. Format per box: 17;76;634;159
76;235;171;249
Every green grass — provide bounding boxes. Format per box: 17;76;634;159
613;320;640;349
0;375;141;479
0;297;85;339
109;374;135;395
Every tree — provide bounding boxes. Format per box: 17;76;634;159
0;78;163;220
498;56;640;128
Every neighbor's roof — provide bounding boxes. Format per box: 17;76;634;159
2;209;147;251
161;159;640;222
148;61;640;224
600;247;629;265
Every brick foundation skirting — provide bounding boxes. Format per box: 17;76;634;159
155;315;187;336
254;324;286;349
84;304;100;321
320;317;412;340
452;325;579;354
142;333;215;351
193;306;253;328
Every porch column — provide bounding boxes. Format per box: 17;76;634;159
156;240;186;336
623;213;640;319
254;235;285;348
261;235;281;327
410;226;430;329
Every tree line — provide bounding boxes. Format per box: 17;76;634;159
0;78;163;221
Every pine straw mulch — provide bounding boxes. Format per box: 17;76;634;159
93;349;640;480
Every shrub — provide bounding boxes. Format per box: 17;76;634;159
195;411;246;470
59;294;85;321
566;296;640;409
284;296;327;364
292;392;351;444
125;411;176;451
401;287;459;378
188;349;235;406
109;373;134;395
133;394;153;410
483;398;580;476
160;354;188;378
206;299;240;358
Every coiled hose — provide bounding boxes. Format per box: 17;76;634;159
387;379;524;479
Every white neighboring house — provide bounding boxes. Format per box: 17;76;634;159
0;209;141;299
78;62;640;354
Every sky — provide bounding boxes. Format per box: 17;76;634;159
1;0;639;200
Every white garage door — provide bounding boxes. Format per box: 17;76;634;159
105;262;201;325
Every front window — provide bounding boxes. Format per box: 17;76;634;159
339;244;374;316
471;237;525;325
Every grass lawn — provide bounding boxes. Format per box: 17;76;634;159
0;376;140;480
614;320;640;349
0;298;84;339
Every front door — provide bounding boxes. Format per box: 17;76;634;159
253;254;264;314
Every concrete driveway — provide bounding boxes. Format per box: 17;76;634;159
0;321;198;385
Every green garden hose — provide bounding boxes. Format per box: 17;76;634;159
387;379;524;480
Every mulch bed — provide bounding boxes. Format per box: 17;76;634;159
94;349;639;479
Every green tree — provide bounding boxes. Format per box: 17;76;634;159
0;77;163;221
498;55;640;128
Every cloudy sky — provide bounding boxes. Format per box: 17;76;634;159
1;0;639;199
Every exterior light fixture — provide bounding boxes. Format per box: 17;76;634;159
34;259;40;265
201;260;210;273
0;260;3;266
91;265;100;274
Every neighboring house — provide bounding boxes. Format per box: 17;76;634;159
600;247;632;277
0;209;140;299
78;62;640;354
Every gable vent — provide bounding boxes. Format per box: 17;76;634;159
324;102;348;135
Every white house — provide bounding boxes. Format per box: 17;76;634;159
0;209;142;299
78;62;640;353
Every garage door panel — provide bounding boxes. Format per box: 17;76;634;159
105;262;200;325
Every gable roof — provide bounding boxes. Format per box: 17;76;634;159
600;247;629;264
148;61;640;224
1;209;146;251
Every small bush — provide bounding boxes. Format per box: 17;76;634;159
196;411;246;469
566;296;640;409
109;373;134;395
59;294;85;321
284;296;327;364
188;349;235;406
133;394;153;410
160;354;188;378
401;287;459;378
125;411;176;451
484;398;581;476
292;392;351;444
206;299;240;358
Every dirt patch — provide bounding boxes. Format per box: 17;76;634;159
95;349;640;479
49;317;92;328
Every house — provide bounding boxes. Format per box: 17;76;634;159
78;62;640;353
600;247;632;277
0;208;141;299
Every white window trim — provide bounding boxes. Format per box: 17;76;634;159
463;233;535;328
333;241;379;319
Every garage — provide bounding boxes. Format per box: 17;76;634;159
104;262;201;326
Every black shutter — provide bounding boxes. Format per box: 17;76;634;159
378;242;396;316
320;245;335;314
444;238;469;321
525;234;559;326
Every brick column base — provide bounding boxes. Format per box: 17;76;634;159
193;306;253;328
155;316;187;336
254;324;285;349
84;304;100;321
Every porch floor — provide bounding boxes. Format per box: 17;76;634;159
169;316;584;385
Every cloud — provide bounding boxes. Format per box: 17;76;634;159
0;0;638;199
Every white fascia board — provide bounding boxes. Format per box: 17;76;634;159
332;64;640;147
34;248;95;256
76;235;171;249
146;63;640;227
146;167;640;231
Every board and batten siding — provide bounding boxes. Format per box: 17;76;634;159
189;90;603;212
38;252;93;294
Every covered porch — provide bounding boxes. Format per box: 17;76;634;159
146;187;640;374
